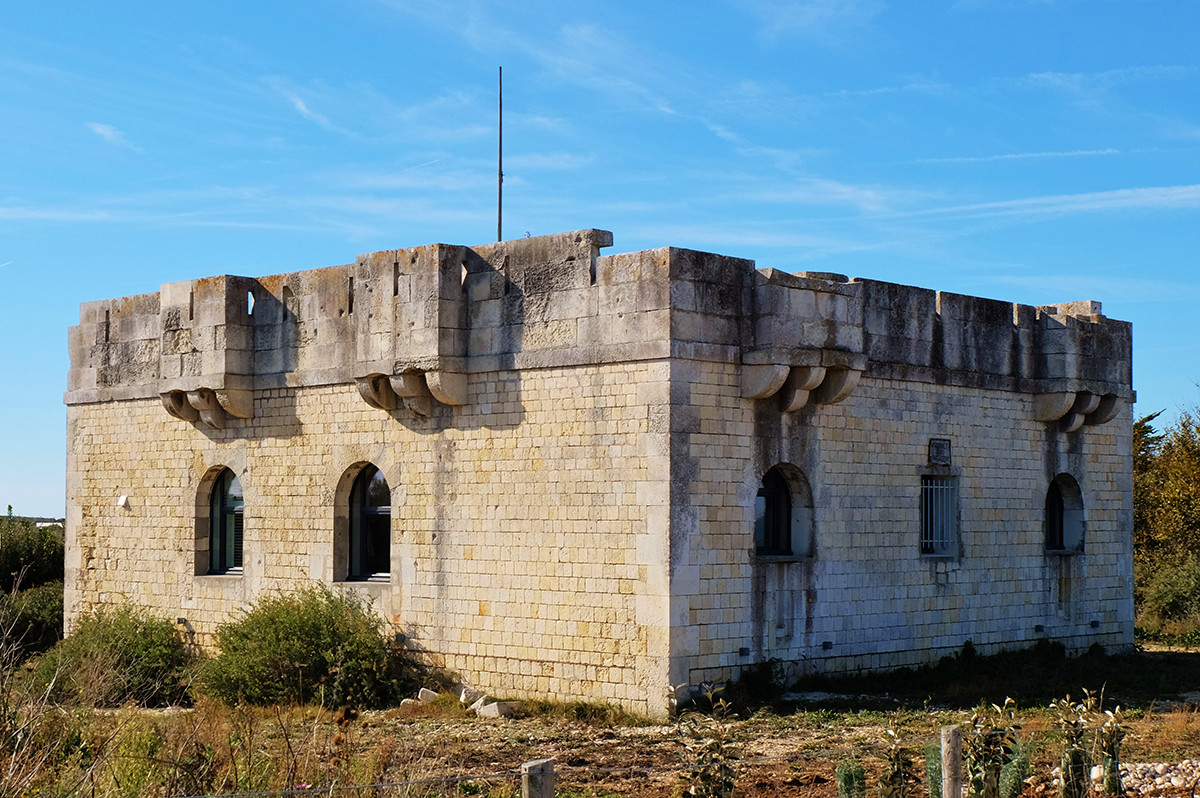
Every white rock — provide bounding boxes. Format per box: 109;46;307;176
1091;766;1104;782
1156;764;1169;776
460;687;485;705
418;687;438;703
399;698;421;710
1171;776;1186;787
477;701;518;718
469;695;487;712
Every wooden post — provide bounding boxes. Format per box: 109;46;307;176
522;758;555;798
942;725;963;798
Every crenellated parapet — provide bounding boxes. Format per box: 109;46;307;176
740;269;868;410
65;229;1134;433
736;273;1131;428
1031;301;1132;431
349;243;469;417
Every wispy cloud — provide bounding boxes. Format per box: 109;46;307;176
635;221;881;257
912;148;1120;164
262;77;359;137
735;176;902;212
1022;65;1197;95
990;272;1200;302
821;81;946;98
896;183;1200;222
505;152;595;170
85;122;143;152
734;0;885;42
955;0;1055;8
288;95;332;128
0;206;114;221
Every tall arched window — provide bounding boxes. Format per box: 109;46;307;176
349;464;391;579
1046;474;1085;553
209;468;243;573
756;467;794;556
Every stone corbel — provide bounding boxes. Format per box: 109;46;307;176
355;369;468;416
425;370;468;406
162;387;253;428
215;389;253;420
1034;391;1122;431
1085;393;1122;426
356;374;398;411
390;372;433;418
161;391;199;423
781;367;826;412
741;364;791;399
187;389;227;430
743;361;864;410
812;368;861;406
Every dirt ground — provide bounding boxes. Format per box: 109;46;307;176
301;696;1200;798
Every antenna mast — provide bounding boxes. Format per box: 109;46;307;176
497;66;503;242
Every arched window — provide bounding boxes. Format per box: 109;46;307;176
209;468;243;573
755;465;814;557
349;464;391;579
1046;474;1084;552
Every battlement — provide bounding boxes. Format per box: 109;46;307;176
66;228;1132;431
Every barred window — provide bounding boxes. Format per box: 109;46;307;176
209;468;244;573
920;475;957;556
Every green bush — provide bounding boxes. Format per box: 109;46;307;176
0;507;63;593
33;604;193;707
1135;553;1200;636
201;584;415;708
0;580;63;657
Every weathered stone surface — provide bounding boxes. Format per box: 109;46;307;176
64;228;1135;723
418;687;438;703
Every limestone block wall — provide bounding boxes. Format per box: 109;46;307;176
65;228;1135;716
65;360;673;716
669;358;1133;688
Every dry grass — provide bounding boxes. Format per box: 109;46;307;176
6;645;1200;797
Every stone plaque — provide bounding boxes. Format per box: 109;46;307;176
928;438;952;466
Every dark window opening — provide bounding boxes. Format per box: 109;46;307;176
1046;475;1084;552
755;467;793;556
349;464;391;579
209;468;244;573
348;277;355;315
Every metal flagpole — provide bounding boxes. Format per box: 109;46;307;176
497;66;503;242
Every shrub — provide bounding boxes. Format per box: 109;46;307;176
201;584;413;708
0;580;63;658
1135;553;1200;634
33;604;193;707
0;507;63;593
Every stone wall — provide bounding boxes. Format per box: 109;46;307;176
669;359;1132;688
65;229;1135;717
66;361;673;715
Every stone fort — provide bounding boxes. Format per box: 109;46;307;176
65;229;1134;717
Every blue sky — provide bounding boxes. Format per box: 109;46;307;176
2;0;1198;517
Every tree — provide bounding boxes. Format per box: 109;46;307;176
1134;409;1200;556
